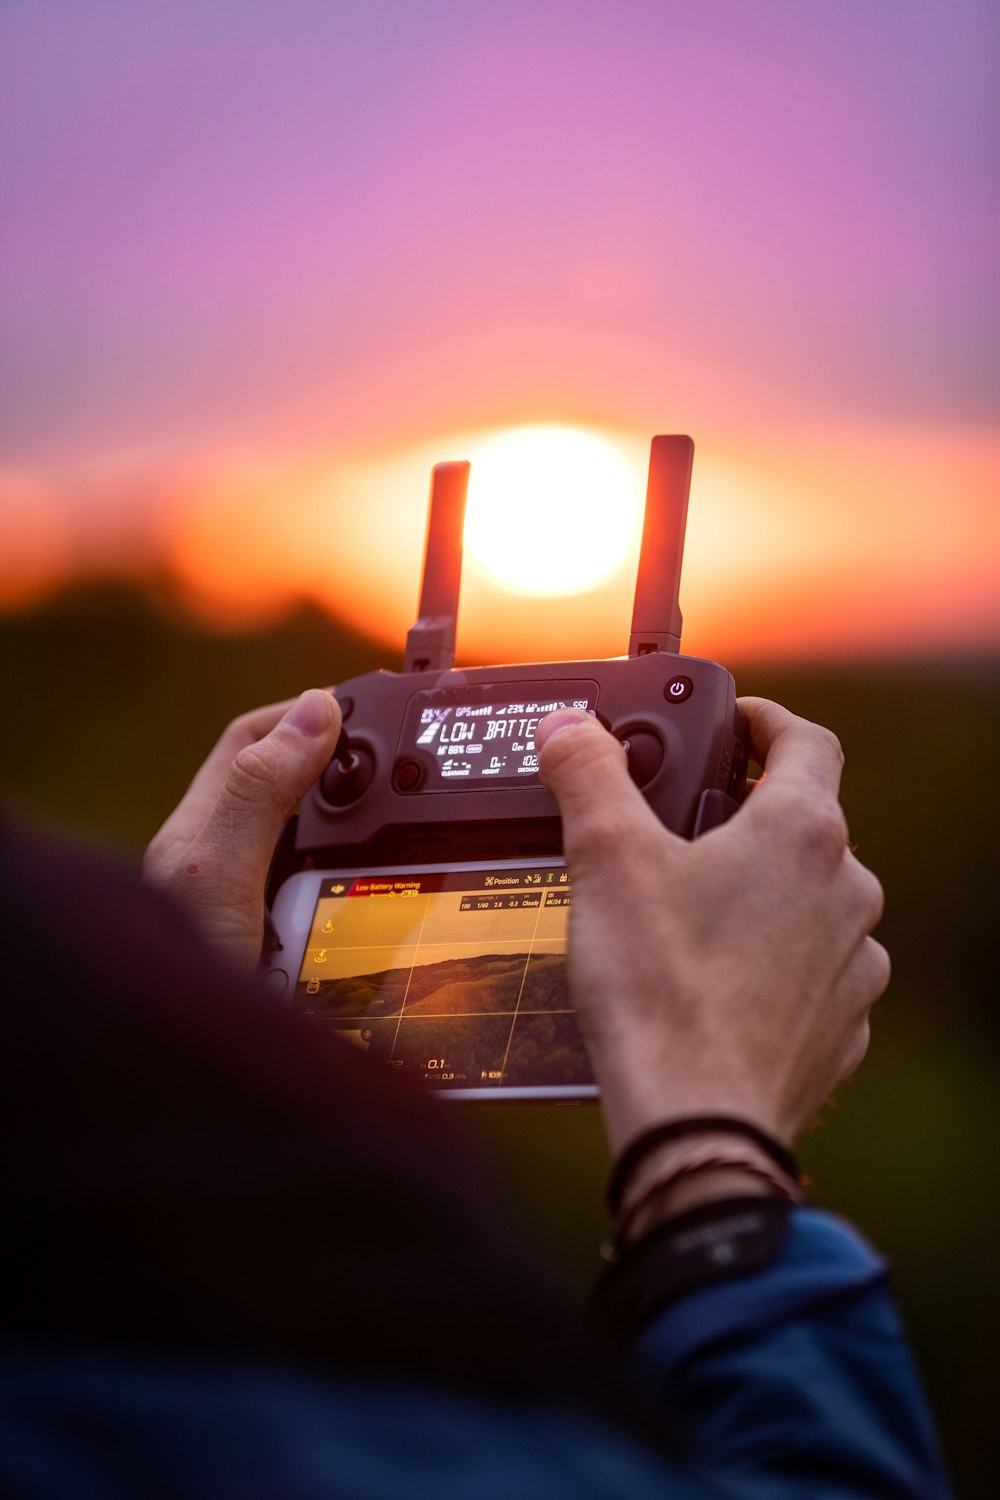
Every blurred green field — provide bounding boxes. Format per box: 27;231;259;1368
2;583;998;1495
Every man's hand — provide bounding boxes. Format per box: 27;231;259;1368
536;699;889;1157
143;690;342;966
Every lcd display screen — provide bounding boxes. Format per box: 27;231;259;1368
293;864;592;1092
397;678;599;788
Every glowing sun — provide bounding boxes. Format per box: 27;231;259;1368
464;426;640;592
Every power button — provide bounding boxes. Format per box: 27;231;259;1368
664;675;693;703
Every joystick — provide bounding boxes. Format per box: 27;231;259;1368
320;732;376;807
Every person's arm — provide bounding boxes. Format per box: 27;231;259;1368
536;701;951;1497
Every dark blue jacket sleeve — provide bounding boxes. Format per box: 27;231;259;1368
628;1207;952;1498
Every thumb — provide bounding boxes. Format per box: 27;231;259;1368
536;710;669;879
193;688;342;876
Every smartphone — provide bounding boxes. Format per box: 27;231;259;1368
266;858;595;1102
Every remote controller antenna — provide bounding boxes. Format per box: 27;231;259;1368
628;434;694;658
404;460;470;673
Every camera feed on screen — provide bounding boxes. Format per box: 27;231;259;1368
294;868;592;1090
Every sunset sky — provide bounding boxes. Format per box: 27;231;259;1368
1;1;997;664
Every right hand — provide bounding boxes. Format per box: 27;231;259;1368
535;699;889;1158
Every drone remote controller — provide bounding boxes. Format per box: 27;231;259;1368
264;435;749;1100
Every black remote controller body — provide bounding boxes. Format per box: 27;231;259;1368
265;435;748;900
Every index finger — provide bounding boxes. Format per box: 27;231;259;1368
738;696;845;800
154;691;335;851
181;697;300;816
536;709;678;878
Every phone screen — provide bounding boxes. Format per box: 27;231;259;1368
292;863;593;1094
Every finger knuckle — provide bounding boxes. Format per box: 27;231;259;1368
768;788;847;869
809;798;851;858
857;868;886;931
868;938;892;998
805;799;850;866
565;801;631;865
224;742;277;806
843;1018;871;1080
816;723;845;769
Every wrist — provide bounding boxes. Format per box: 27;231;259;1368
618;1154;778;1250
593;1058;794;1160
591;1194;795;1351
603;1118;805;1260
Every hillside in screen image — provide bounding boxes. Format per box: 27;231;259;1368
297;951;569;1021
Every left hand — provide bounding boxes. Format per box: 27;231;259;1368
143;689;342;966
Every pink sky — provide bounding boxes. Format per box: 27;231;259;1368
1;1;997;659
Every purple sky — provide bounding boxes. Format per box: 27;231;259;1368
0;2;997;656
2;1;996;461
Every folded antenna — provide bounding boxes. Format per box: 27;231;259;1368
404;460;470;673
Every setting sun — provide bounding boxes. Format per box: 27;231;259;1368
463;426;640;593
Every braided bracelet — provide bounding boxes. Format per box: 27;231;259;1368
606;1115;802;1218
606;1142;804;1259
